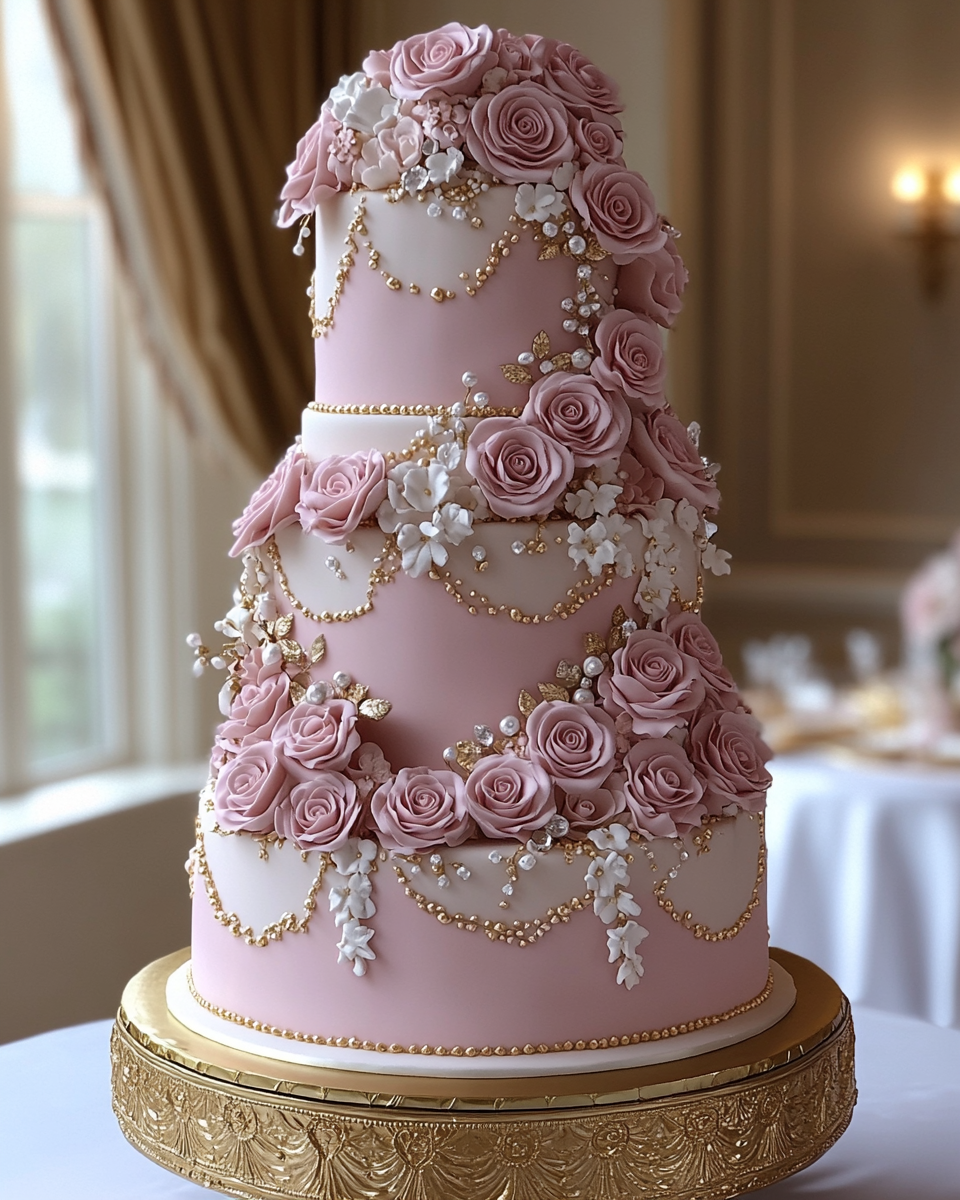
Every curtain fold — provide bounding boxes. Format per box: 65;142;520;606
45;0;350;471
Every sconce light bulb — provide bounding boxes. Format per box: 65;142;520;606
943;170;960;205
891;167;927;203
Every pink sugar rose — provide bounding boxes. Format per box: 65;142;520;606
213;742;292;834
230;444;306;557
297;450;387;545
570;162;666;264
271;699;361;781
616;738;706;839
465;417;573;518
688;710;772;816
412;96;470;149
630;409;721;513
494;30;545;82
540;40;622;117
274;772;362;850
389;22;497;99
277;106;340;227
360;116;424;190
616;451;665;511
217;672;291;747
521;372;631;468
362;48;393;88
590;309;666;409
663;612;736;697
572;115;624;164
599;629;706;735
466;82;576;184
465;754;555;839
560;785;626;833
371;767;474;852
525;700;618;796
615;236;688;328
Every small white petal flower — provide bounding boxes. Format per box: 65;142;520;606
616;956;644;989
336;917;376;975
703;543;733;575
217;681;234;717
616;890;643;917
398;522;448;577
607;919;649;964
435;440;462;471
588;823;632;853
514;182;567;222
434;502;473;546
552;161;577;191
674;497;700;534
401;462;451;512
425;146;463;183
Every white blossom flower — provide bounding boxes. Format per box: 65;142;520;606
329;73;399;135
336;918;376;976
398;521;448;576
616;890;643;917
217;680;235;717
347;743;393;800
453;483;490;519
674;497;700;534
588;823;632;853
515;182;567;222
401;462;451;512
331;838;377;877
564;481;622;519
434;502;473;545
703;542;732;575
568;520;616;576
607;919;649;973
328;877;375;925
635;565;674;622
617;956;644;989
435;440;462;471
552;161;577;191
425;146;463;183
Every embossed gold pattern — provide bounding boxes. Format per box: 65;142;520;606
112;949;856;1200
185;964;776;1057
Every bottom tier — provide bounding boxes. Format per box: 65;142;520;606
188;809;772;1072
111;948;856;1200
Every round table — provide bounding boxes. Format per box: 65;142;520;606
766;753;960;1029
1;1011;958;1198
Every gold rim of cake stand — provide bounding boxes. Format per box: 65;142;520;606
111;947;856;1200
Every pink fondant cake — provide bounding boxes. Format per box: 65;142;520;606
177;23;786;1078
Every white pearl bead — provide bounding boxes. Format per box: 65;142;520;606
488;850;502;864
461;371;478;387
210;656;226;671
511;540;525;555
499;715;520;736
563;221;575;233
438;874;450;888
456;865;471;880
577;264;593;279
186;632;202;648
332;671;351;688
452;206;468;220
292;242;305;256
571;349;592;369
542;221;558;237
517;351;535;365
502;883;514;896
426;202;442;217
473;391;489;407
305;683;328;705
573;688;594;705
539;359;555;374
583;656;604;677
568;235;587;256
562;319;578;333
472;545;487;562
443;746;458;763
519;854;537;871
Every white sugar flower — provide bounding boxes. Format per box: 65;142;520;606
568;520;616;577
401;462;451;512
336;918;376;976
564;481;622;520
425;146;463;183
402;165;429;194
616;890;643;917
435;440;462;471
329;73;399;135
434;502;473;545
515;182;567;223
607;920;649;967
331;838;378;877
635;565;674;622
217;680;235;717
616;956;645;990
674;497;700;534
398;521;448;576
588;823;632;853
638;498;677;542
703;542;732;575
453;483;490;519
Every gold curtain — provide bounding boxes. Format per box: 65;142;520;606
45;0;350;471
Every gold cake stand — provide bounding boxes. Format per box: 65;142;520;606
111;947;855;1199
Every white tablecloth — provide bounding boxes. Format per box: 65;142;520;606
766;754;960;1029
2;1015;959;1198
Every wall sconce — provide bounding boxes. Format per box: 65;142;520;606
891;165;960;301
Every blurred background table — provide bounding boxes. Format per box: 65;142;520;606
2;1012;959;1199
766;752;960;1029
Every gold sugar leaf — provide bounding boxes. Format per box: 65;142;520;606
608;605;629;651
538;683;570;703
279;639;304;664
501;362;533;385
456;740;482;772
532;330;551;359
551;352;573;372
538;243;560;260
518;689;537;717
289;682;307;705
359;698;391;720
274;614;294;639
585;239;608;261
345;682;370;704
555;660;582;688
292;672;312;690
584;632;606;658
309;634;326;663
611;605;628;629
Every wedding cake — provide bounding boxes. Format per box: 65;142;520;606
173;23;787;1077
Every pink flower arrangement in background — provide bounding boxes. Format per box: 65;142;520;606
230;444;306;557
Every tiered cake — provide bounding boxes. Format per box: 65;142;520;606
175;23;788;1076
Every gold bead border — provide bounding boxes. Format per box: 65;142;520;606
265;535;400;624
185;965;775;1059
111;993;855;1200
308;402;523;418
429;560;619;622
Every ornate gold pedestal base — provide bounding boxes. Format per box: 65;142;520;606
111;948;855;1200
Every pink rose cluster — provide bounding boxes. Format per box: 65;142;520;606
230;446;387;557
